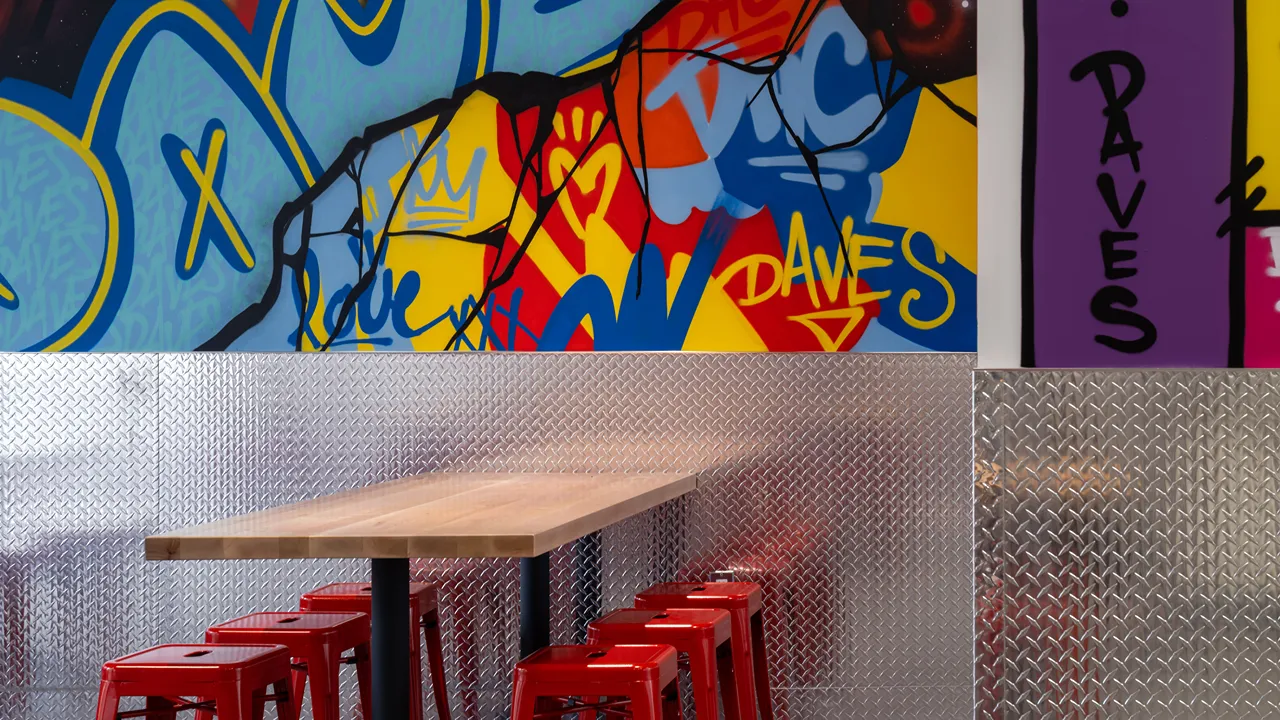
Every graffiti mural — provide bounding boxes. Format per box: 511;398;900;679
0;0;976;352
1022;0;1280;367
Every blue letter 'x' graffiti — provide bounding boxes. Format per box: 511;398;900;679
161;119;255;281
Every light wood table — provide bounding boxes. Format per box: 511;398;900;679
147;472;698;720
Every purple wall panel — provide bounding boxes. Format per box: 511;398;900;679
1026;0;1235;367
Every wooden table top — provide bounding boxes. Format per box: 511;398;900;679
145;472;697;560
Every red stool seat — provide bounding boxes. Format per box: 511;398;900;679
511;644;681;720
301;581;451;720
206;611;371;720
588;608;738;720
302;582;437;613
636;583;774;720
95;644;295;720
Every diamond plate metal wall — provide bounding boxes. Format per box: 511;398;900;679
975;371;1280;720
1;353;973;720
0;355;160;720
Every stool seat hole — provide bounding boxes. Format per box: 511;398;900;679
183;650;212;658
586;651;608;659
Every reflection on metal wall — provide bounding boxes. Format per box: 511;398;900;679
976;371;1280;720
0;353;972;719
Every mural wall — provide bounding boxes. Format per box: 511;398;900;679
0;0;976;352
1022;0;1279;367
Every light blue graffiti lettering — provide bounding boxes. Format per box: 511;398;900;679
642;6;884;158
749;7;883;148
406;129;486;234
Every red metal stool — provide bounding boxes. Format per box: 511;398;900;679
205;611;370;720
587;608;739;720
94;644;296;720
301;582;451;720
685;522;833;699
635;582;774;720
511;644;681;720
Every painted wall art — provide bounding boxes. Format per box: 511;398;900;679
1023;0;1280;367
0;0;976;352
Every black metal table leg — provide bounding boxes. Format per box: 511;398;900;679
573;532;603;642
371;557;410;720
520;553;551;658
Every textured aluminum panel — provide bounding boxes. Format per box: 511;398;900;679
975;371;1280;720
0;354;160;720
1;353;972;720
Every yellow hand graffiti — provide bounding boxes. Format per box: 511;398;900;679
548;107;621;240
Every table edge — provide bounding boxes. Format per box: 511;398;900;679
145;472;699;561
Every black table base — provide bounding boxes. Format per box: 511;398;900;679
520;553;551;658
368;552;560;719
371;558;410;720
